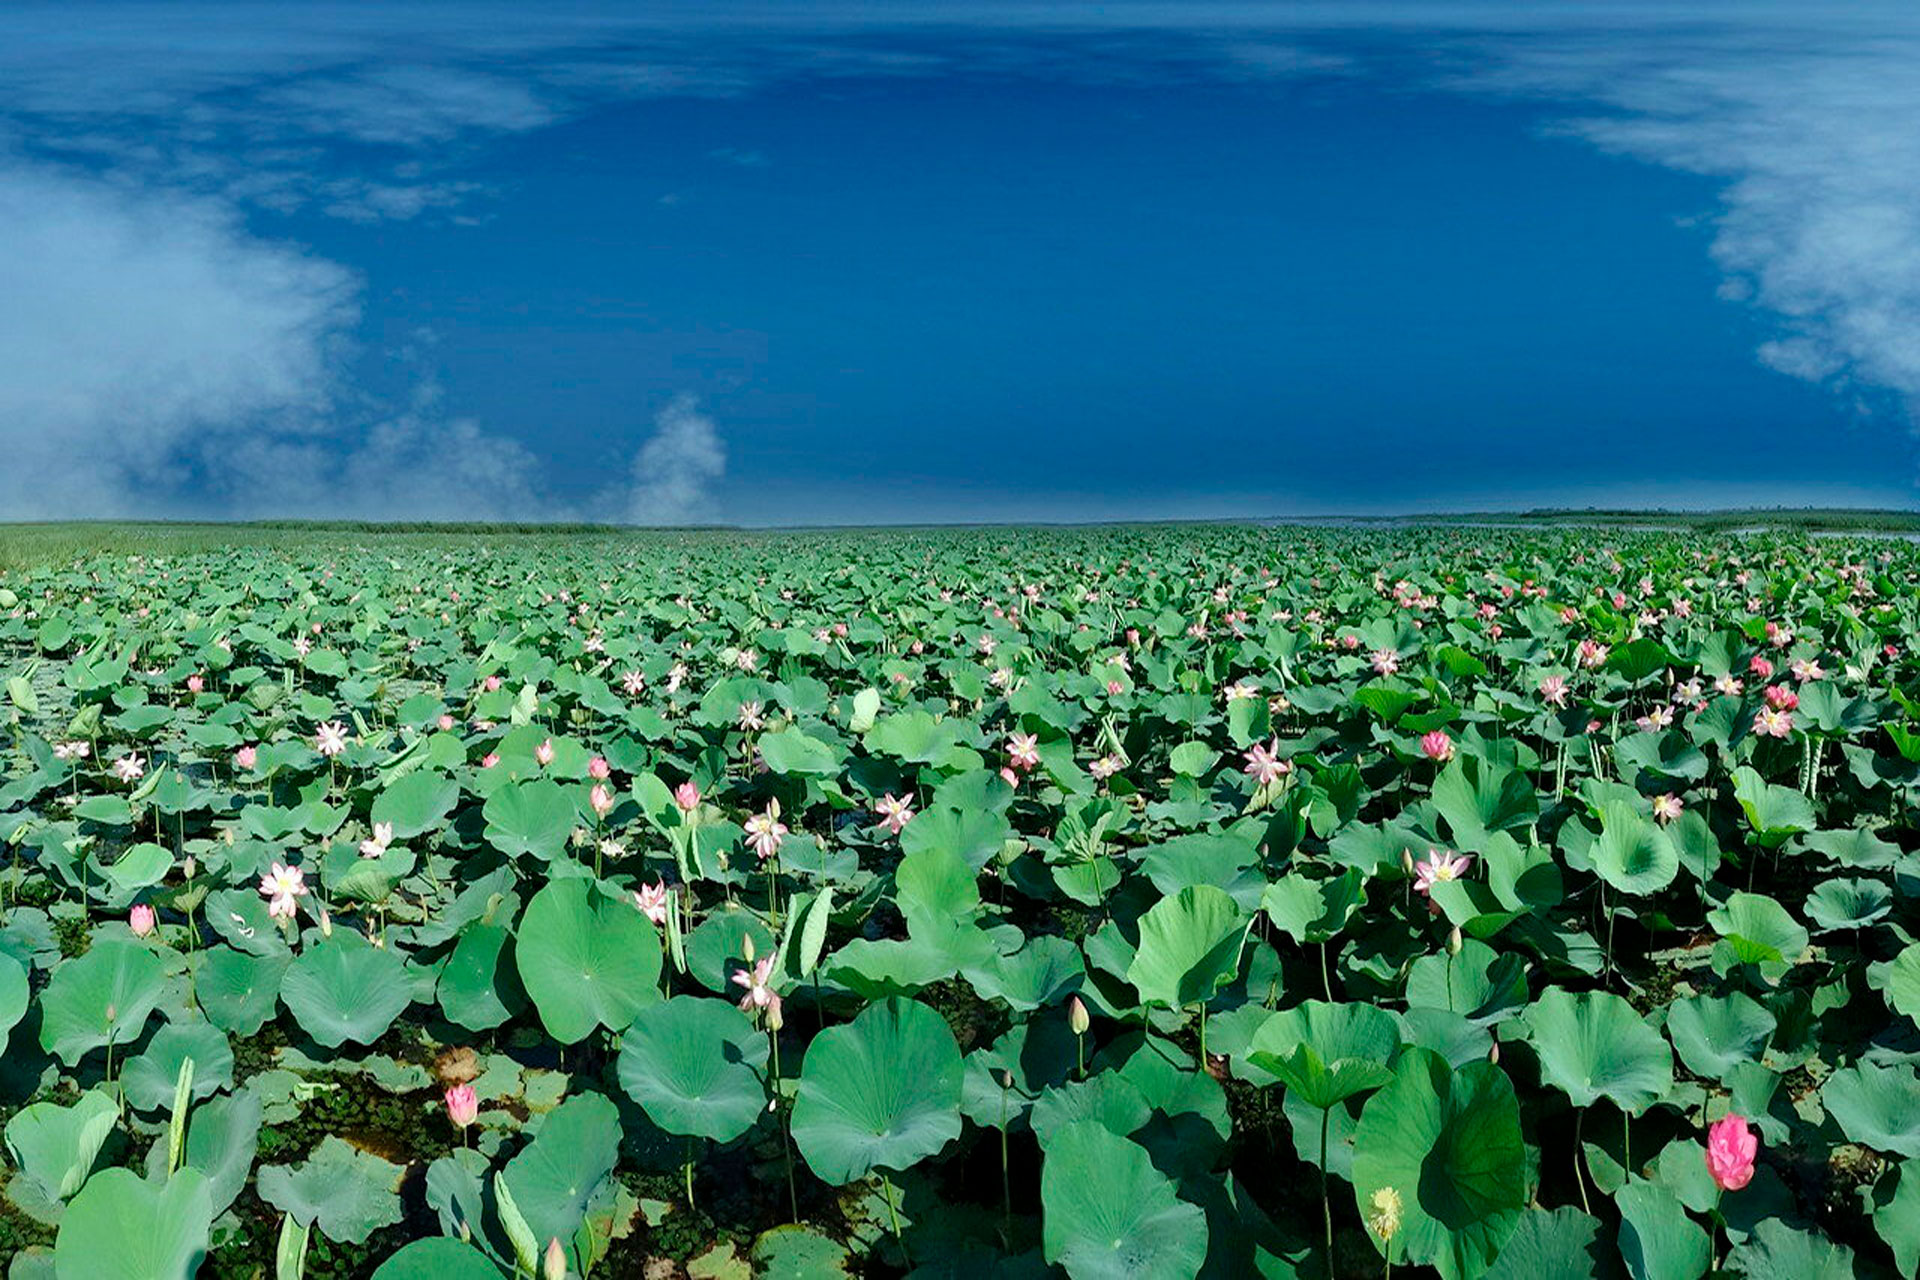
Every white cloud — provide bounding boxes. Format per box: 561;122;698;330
619;395;728;526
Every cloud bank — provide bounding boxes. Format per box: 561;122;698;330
5;3;1920;520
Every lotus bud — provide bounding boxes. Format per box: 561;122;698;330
1447;927;1463;956
543;1237;566;1280
129;905;155;938
1401;848;1415;875
1489;1042;1501;1065
766;993;784;1032
444;1084;479;1129
319;909;333;938
1068;995;1090;1037
742;935;756;964
182;856;197;879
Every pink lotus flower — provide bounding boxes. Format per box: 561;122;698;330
1370;648;1400;676
744;806;788;861
1413;849;1472;895
874;793;915;834
484;675;502;692
621;670;647;695
235;745;257;770
1419;731;1454;763
1577;640;1609;669
129;905;156;937
444;1084;479;1129
1006;733;1041;771
1763;684;1798;711
732;954;778;1011
1652;794;1683;823
534;739;555;767
1243;742;1287;788
1749;655;1774;680
259;862;308;920
673;781;701;813
1539;675;1570;707
313;721;349;757
480;753;500;769
1791;658;1825;682
544;1238;566;1280
186;674;204;694
1753;707;1794;738
999;766;1020;788
1705;1114;1757;1191
438;714;456;732
587;756;611;780
633;880;671;925
589;784;615;818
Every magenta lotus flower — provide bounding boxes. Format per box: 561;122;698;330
587;756;611;780
444;1084;479;1129
1749;654;1774;680
673;781;702;813
1413;849;1472;895
1763;684;1799;711
1705;1114;1757;1191
1419;731;1454;763
480;752;500;769
258;863;308;920
129;904;156;938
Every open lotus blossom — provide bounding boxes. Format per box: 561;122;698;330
732;953;779;1012
1419;730;1453;763
672;780;702;813
1089;753;1124;780
259;862;309;920
53;740;89;761
129;904;156;937
1369;647;1400;676
874;793;915;834
1705;1114;1758;1191
1413;849;1472;895
633;880;671;925
738;700;765;732
314;721;349;756
1652;793;1684;823
233;744;256;770
1367;1186;1404;1243
1713;674;1744;696
1634;705;1674;732
534;738;555;766
1577;639;1609;669
1242;741;1288;787
621;670;647;695
1791;657;1825;682
1006;732;1041;771
359;821;395;859
1539;674;1570;706
1763;684;1799;711
444;1084;479;1129
113;753;145;782
744;805;788;861
1753;707;1794;738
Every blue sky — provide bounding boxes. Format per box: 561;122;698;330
3;3;1918;523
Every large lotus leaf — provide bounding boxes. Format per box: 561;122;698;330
120;1019;234;1112
5;1089;117;1201
1406;939;1530;1026
1875;944;1920;1028
961;1018;1079;1130
1432;755;1538;848
1825;1061;1920;1158
514;878;662;1043
1730;766;1815;848
1804;878;1892;932
900;805;1013;872
1040;1121;1208;1280
1246;1000;1400;1110
1126;885;1250;1010
1708;893;1808;980
258;1135;405;1244
792;997;962;1184
1482;1207;1616;1280
437;922;522;1032
370;771;459;840
280;932;412;1048
1665;993;1775;1082
1261;868;1366;944
1351;1048;1528;1280
196;946;290;1036
617;995;769;1143
371;1238;504;1280
0;948;31;1057
482;779;577;861
962;934;1085;1011
1525;988;1673;1115
1729;1219;1858;1280
54;1167;211;1280
1617;1177;1711;1280
1872;1159;1920;1279
142;1086;262;1218
499;1092;622;1248
756;727;842;776
38;939;165;1065
1591;803;1679;896
685;906;778;995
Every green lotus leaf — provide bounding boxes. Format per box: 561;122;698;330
371;1238;504;1280
1616;1177;1711;1280
514;878;662;1043
1126;885;1250;1010
258;1135;406;1244
1665;993;1775;1082
1040;1121;1208;1280
39;939;165;1066
499;1092;622;1248
280;931;413;1048
1825;1061;1920;1158
1525;987;1673;1115
5;1089;117;1202
618;995;769;1143
792;997;962;1184
54;1167;211;1280
1247;1000;1400;1111
482;779;577;861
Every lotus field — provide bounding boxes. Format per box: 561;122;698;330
6;526;1920;1279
